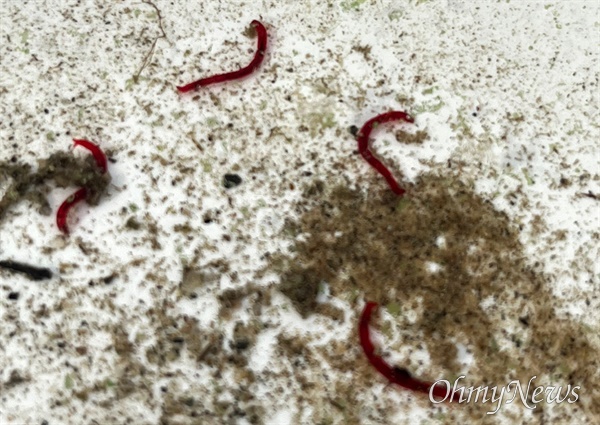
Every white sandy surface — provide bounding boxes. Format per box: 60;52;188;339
0;1;598;424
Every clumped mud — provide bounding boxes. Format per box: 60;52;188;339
272;173;598;423
0;151;110;219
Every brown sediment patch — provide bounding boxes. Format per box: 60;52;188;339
272;173;598;423
0;151;110;220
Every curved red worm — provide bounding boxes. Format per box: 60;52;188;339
177;20;268;93
357;111;414;196
73;139;107;173
56;139;108;234
56;187;88;234
359;301;459;402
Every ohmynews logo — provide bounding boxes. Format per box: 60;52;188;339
430;376;580;414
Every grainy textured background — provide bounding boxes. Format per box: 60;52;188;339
0;1;598;424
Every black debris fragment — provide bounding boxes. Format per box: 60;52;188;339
223;173;242;189
0;260;52;281
578;190;598;200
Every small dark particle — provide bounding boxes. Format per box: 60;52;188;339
349;125;359;136
0;260;52;281
578;191;598;200
223;173;242;189
102;273;117;284
519;316;529;327
392;367;412;379
232;407;246;417
8;292;20;300
6;369;31;388
125;217;141;230
235;338;250;350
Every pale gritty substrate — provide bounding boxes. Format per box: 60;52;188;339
0;1;598;424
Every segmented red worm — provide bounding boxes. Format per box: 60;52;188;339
177;20;268;93
356;111;414;196
73;139;107;173
56;187;88;234
56;139;108;234
359;301;459;402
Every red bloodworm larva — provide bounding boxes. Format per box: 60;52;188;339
56;187;88;234
359;301;459;402
73;139;107;173
176;20;268;93
356;111;414;196
56;139;108;234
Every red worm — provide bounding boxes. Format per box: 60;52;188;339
357;111;414;196
177;20;268;93
359;301;459;402
56;187;88;234
73;139;107;173
56;139;108;234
